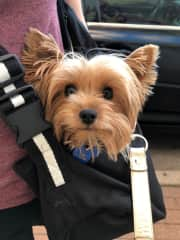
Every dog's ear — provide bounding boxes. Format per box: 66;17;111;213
124;45;159;128
21;28;63;103
125;44;159;87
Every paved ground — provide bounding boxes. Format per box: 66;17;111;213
33;131;180;240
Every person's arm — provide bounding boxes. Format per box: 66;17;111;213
65;0;87;28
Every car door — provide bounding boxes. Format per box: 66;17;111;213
83;0;180;130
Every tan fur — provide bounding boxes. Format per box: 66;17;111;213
21;28;159;160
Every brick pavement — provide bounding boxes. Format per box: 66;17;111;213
33;186;180;240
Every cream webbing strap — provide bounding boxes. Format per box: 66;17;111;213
33;133;65;187
129;134;154;240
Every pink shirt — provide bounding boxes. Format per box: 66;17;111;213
0;0;63;209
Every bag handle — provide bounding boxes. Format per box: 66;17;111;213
129;134;154;240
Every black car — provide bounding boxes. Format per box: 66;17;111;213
83;0;180;134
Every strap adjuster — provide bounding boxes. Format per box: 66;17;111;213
0;85;35;113
3;99;51;145
0;49;50;145
0;85;33;102
0;54;24;88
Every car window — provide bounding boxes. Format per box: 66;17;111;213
83;0;180;26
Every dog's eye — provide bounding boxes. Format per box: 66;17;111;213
65;84;77;96
103;87;113;100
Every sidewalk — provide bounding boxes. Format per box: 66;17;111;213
33;186;180;240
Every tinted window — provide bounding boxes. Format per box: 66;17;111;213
83;0;180;26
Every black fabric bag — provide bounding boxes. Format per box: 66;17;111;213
15;125;165;240
0;1;165;240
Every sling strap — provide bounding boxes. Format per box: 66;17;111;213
0;48;65;187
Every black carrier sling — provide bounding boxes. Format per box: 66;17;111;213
0;1;166;240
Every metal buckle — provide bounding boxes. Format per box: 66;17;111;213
130;134;148;152
0;54;24;88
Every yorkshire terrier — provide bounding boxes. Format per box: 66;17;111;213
22;28;159;161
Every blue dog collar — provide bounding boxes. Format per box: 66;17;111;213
72;146;99;164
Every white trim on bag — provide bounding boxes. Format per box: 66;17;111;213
33;133;65;187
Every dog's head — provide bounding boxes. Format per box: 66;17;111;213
22;28;159;160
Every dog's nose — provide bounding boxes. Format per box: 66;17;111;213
79;109;97;125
